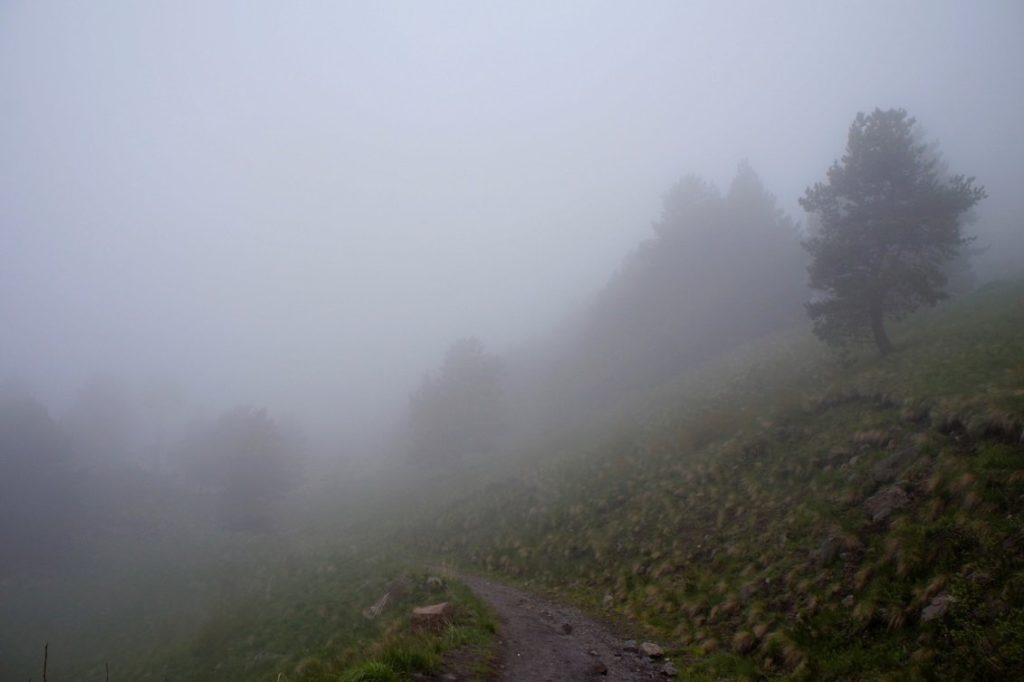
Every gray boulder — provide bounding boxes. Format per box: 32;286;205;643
864;485;909;523
921;593;954;622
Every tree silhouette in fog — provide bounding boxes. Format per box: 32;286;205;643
543;161;806;423
800;108;986;355
0;394;78;574
407;337;504;468
176;407;298;532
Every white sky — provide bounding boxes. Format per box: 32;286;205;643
2;1;1022;448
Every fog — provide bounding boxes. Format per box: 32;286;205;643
2;1;1022;455
4;2;1024;679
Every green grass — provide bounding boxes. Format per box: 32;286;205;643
406;280;1024;679
151;559;498;682
339;661;400;682
0;523;497;682
5;281;1020;681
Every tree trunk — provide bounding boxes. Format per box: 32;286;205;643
870;303;894;356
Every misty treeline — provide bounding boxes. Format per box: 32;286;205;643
0;108;992;575
403;108;987;467
401;161;804;468
0;379;304;576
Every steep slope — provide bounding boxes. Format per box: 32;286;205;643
412;281;1024;679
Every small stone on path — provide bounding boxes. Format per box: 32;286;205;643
639;641;664;658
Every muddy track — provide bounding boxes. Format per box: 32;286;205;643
463;576;673;681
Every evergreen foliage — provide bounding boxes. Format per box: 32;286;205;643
800;109;986;354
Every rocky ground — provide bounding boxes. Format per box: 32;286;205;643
463;575;674;681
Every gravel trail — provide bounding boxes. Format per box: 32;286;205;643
462;575;673;681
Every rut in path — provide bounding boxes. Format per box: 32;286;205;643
462;576;674;681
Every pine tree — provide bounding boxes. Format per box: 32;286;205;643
800;108;986;354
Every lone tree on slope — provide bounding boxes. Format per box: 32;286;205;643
799;108;986;355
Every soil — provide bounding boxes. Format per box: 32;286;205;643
462;575;672;681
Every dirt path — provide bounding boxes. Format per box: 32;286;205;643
463;576;673;681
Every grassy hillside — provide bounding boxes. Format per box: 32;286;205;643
6;282;1019;681
1;511;496;682
411;281;1024;679
149;553;497;682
